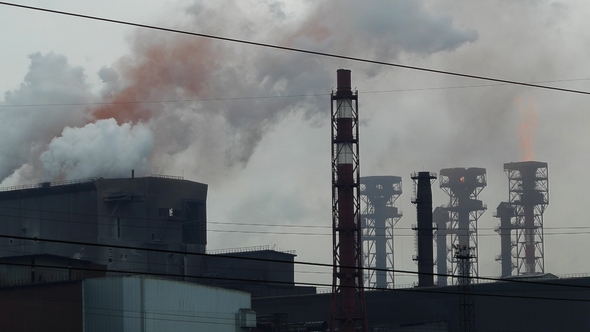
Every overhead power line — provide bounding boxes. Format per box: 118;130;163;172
2;77;590;108
1;257;590;305
0;202;585;239
2;232;590;291
1;2;590;96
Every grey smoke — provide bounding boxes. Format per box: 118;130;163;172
0;0;478;186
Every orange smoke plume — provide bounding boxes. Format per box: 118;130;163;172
91;37;217;124
516;96;538;161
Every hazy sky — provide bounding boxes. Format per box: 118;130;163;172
2;0;590;287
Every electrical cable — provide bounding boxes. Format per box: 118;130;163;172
0;258;588;304
2;77;590;109
0;201;584;238
0;283;574;332
1;2;590;96
1;232;589;292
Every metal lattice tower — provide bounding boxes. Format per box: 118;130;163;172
330;69;368;332
439;168;487;281
455;245;476;332
504;161;549;275
361;176;403;289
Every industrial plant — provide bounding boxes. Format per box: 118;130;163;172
0;69;588;332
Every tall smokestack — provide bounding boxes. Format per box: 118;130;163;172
411;171;436;287
330;69;368;332
494;202;515;277
433;207;449;286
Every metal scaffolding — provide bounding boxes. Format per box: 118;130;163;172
330;69;368;332
455;245;476;332
439;168;487;281
504;161;549;275
361;176;403;289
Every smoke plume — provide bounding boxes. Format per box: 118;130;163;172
0;0;477;186
517;96;538;161
40;119;153;181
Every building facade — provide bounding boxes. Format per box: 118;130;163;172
0;176;207;277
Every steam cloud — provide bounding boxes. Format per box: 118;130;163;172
0;0;477;186
40;119;153;181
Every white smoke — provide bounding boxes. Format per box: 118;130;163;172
0;52;93;184
40;119;153;181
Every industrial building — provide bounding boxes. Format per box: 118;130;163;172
0;175;207;277
196;246;315;297
0;273;257;332
252;275;590;331
0;69;583;332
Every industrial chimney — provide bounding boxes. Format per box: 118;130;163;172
411;171;436;287
330;69;368;332
433;207;449;286
494;202;515;277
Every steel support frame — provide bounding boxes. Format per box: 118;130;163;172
439;169;486;283
330;74;368;332
455;245;476;332
361;177;403;289
505;163;548;275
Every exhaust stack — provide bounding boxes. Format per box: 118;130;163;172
411;171;436;287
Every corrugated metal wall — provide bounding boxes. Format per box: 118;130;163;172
83;276;251;332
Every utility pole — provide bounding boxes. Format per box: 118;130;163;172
455;244;475;332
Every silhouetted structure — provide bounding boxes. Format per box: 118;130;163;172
494;202;515;277
361;175;403;289
439;168;487;281
330;69;368;332
411;172;436;288
434;207;450;286
504;161;549;275
455;245;476;332
253;275;590;331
